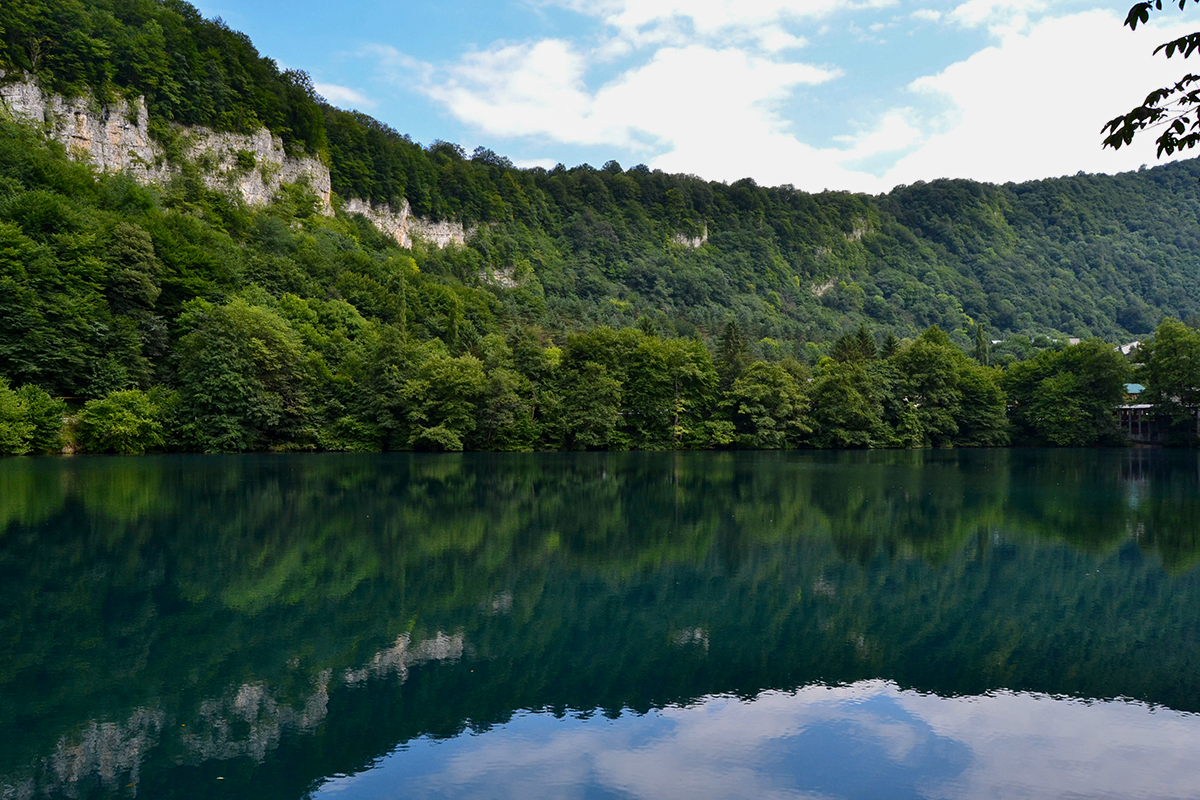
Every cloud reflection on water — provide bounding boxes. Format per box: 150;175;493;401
319;681;1200;800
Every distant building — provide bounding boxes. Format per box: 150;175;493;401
1119;384;1155;443
1119;341;1142;356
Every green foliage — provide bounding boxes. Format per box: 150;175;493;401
1141;318;1200;444
0;378;32;454
1005;339;1131;446
17;384;64;453
809;360;892;448
74;388;164;454
402;347;486;451
891;327;1008;448
726;361;811;449
175;297;310;452
1;6;1198;453
1103;0;1200;156
0;0;328;154
0;377;65;454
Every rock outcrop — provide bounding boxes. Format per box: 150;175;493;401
0;72;332;213
0;73;471;248
673;224;708;248
0;75;169;185
185;126;331;211
343;197;470;248
0;73;470;248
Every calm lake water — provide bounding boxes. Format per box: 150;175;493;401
3;450;1200;799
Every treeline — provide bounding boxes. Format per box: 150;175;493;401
3;0;1200;453
0;313;1169;454
0;319;1012;455
6;1;1200;348
0;0;326;153
4;111;1197;455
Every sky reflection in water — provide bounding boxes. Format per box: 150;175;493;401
321;683;1200;800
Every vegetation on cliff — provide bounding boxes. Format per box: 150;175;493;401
1;0;1198;452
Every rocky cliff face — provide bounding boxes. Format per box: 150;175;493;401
185;126;331;211
0;75;170;184
0;74;466;248
673;224;708;248
0;73;331;212
342;197;469;248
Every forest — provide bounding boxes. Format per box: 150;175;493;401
2;0;1200;453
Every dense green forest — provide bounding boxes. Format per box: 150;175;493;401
2;0;1200;453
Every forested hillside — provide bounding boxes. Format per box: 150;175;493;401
2;0;1200;453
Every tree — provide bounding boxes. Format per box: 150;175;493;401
0;378;33;455
545;361;623;450
1141;318;1200;443
18;384;65;453
716;319;751;391
725;361;811;449
175;298;311;452
1102;0;1200;156
1004;339;1129;446
624;337;717;449
973;323;990;366
75;389;165;454
808;360;892;448
402;349;486;451
831;324;876;363
891;327;964;447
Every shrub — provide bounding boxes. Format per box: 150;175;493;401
0;379;32;455
75;390;165;454
17;385;66;453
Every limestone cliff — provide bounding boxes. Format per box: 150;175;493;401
673;224;708;248
0;73;331;212
0;73;467;248
342;197;470;248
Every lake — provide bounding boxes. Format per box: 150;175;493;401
2;449;1200;799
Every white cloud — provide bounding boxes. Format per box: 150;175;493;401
314;83;375;109
363;5;1199;194
317;682;1200;800
422;39;612;144
911;9;943;22
879;10;1198;187
949;0;1048;33
412;39;840;160
543;0;894;52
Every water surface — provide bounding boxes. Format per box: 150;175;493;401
2;450;1199;799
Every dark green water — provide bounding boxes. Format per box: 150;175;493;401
3;450;1200;799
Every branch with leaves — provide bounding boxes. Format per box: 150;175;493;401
1103;0;1200;155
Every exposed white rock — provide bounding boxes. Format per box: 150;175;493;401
183;126;331;212
0;72;331;213
672;223;708;248
845;216;870;242
812;278;837;297
0;73;480;247
342;196;469;249
0;75;170;185
479;266;519;289
410;216;470;248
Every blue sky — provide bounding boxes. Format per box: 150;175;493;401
191;0;1196;192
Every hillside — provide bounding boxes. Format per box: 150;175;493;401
0;0;1198;453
